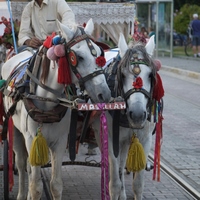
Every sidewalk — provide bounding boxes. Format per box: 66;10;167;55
157;56;200;79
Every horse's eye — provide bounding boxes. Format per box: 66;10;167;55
149;73;153;78
77;55;84;61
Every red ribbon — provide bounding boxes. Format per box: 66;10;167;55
153;101;163;182
97;103;110;200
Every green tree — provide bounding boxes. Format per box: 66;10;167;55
174;4;200;34
174;0;200;10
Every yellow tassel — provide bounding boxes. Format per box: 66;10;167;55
29;128;49;166
126;135;146;172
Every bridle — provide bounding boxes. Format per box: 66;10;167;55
64;27;105;91
117;58;155;121
122;61;153;101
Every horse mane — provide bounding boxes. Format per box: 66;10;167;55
119;41;157;80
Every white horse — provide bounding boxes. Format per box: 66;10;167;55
1;19;111;200
91;34;159;200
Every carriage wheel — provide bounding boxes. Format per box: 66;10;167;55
3;139;9;200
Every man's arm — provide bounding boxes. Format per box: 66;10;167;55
18;3;35;46
57;0;76;29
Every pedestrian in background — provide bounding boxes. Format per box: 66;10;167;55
18;0;75;49
190;13;200;57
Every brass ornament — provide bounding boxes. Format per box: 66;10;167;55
133;65;141;75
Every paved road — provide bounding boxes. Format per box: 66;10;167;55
0;55;200;200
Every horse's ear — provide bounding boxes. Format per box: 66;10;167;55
84;18;94;35
118;33;128;58
56;19;74;42
145;35;155;56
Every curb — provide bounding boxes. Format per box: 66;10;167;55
161;65;200;80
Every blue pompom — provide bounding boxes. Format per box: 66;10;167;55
52;36;61;45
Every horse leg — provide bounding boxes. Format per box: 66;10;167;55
132;170;145;200
49;141;66;200
28;166;43;199
24;133;43;200
133;124;153;200
118;136;131;200
13;126;28;200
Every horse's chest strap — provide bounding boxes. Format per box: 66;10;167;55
23;98;68;123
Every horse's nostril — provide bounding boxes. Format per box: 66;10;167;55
98;93;104;101
143;111;146;121
129;111;146;122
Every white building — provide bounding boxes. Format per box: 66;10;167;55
0;2;10;36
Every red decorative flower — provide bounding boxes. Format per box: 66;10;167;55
133;77;143;89
96;56;106;67
131;20;147;45
0;17;20;49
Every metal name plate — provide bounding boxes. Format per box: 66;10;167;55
77;102;126;111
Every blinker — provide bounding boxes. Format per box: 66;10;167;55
68;50;78;67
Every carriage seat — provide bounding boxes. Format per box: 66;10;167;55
95;41;111;50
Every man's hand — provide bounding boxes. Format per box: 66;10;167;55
25;37;43;48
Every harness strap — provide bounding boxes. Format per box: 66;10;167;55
68;109;78;161
79;70;104;90
67;34;94;48
112;110;120;158
123;88;151;101
26;68;64;98
24;98;68;124
30;48;43;94
124;87;153;122
24;93;59;103
80;111;92;144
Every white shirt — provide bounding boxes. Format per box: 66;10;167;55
18;0;75;46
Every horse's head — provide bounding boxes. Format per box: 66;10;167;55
56;19;111;103
117;33;157;128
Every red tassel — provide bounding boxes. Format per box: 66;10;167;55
8;117;14;191
153;104;163;182
153;73;164;101
57;56;72;85
152;73;164;181
43;32;56;49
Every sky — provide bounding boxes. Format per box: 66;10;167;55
0;1;10;35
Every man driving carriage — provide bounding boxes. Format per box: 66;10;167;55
18;0;75;49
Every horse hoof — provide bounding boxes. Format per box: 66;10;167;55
145;162;154;171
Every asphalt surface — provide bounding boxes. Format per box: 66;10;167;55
0;55;200;200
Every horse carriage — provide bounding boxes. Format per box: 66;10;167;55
0;3;164;200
